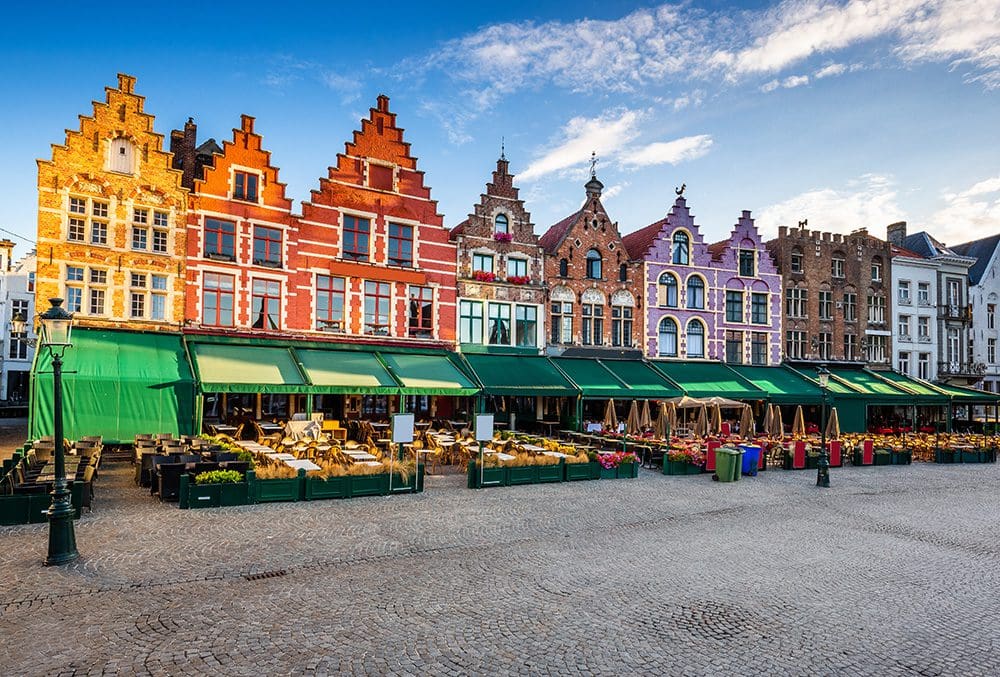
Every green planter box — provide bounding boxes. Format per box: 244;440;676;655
187;483;221;509
599;465;618;480
507;466;539;485
564;461;598;481
852;450;874;466
537;464;563;483
961;450;985;464
250;469;305;503
663;460;703;475
0;494;30;525
989;449;998;463
891;450;912;465
387;468;422;494
467;461;506;488
934;449;957;464
873;452;891;466
618;462;639;479
805;455;819;470
220;482;250;506
306;476;350;499
349;474;388;497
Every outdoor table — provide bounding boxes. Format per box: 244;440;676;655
542;451;568;458
495;452;516;461
448;420;468;429
357;460;383;468
347;453;378;462
537;420;560;436
370;422;390;430
520;443;546;453
415;422;432;430
273;453;297;461
285;459;321;471
258;423;284;435
213;424;238;436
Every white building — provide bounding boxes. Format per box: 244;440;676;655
890;241;939;380
0;243;37;403
954;235;1000;397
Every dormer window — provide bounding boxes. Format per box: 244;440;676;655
234;171;259;202
672;232;689;265
494;213;509;235
110;137;133;174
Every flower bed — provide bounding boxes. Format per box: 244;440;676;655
467;454;638;489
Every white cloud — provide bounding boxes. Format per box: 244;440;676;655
896;0;1000;88
602;184;627;201
619;135;714;167
931;175;1000;245
518;109;643;181
814;62;847;78
760;74;809;92
756;174;906;238
760;79;781;92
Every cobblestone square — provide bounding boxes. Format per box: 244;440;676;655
2;462;999;676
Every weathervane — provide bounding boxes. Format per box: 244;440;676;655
590;151;598;178
675;183;686;196
798;219;808;227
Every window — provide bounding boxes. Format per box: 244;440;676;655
204;219;236;260
27;272;34;293
65;266;84;313
507;257;527;278
68;216;85;242
658;273;678;307
817;332;832;360
388;223;414;267
918;352;930;379
611;305;633;348
409;286;434;338
253;226;282;267
558;258;568;277
686;320;704;358
751;293;768;324
818;291;833;320
88;268;107;315
8;331;27;360
725;291;743;323
738;250;755;277
315;275;346;331
11;300;28;323
751;332;768;366
551;302;573;344
871;258;882;282
132;224;147;250
585;249;602;279
152;211;168;253
918;316;930;339
790;249;803;273
785;330;807;360
494;214;508;234
129;273;147;319
251;279;281;330
988;339;996;364
515;305;537;348
619;264;628;283
110;137;133;174
658;318;678;357
844;334;857;361
234;171;258;201
898;351;910;374
843;293;857;322
582;304;604;345
867;295;885;324
725;331;743;364
947;279;961;307
898;281;911;304
342;215;371;261
487;302;512;345
363;281;390;335
91;219;107;246
917;282;930;305
671;232;689;265
150;275;167;321
867;335;887;363
133;209;168;253
831;257;845;278
898;315;911;338
472;253;494;274
786;288;807;318
460;300;484;343
687;277;705;309
947;327;960;365
989;304;996;330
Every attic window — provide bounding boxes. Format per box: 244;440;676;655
110;138;133;174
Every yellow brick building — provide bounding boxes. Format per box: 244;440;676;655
36;73;187;331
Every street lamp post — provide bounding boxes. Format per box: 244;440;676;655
817;363;831;488
33;298;78;566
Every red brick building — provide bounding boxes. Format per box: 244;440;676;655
539;172;642;356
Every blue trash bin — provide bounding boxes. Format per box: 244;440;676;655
739;445;761;476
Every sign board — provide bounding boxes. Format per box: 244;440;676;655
475;414;494;442
392;413;415;444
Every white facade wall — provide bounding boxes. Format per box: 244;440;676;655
968;248;1000;395
891;256;938;380
1;250;37;402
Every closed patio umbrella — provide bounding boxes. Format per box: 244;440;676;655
709;403;723;436
694;404;708;438
640;400;652;430
667;401;678;432
740;404;755;437
761;404;773;437
774;406;785;438
625;400;641;436
654;402;667;439
603;399;618;433
792;405;806;437
826;407;841;440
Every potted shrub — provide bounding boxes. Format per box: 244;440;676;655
873;450;891;466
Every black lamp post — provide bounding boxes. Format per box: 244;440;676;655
816;363;831;488
32;298;78;566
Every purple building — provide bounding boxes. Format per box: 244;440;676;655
622;195;782;365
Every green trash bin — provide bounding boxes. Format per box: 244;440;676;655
715;447;743;483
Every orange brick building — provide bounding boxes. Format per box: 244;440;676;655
36;74;187;331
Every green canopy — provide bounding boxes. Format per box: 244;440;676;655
827;368;912;399
550;357;631;399
926;381;1000;404
296;349;398;394
463;354;578;397
599;359;683;399
650;361;766;400
379;352;478;396
868;370;949;403
190;343;308;393
729;365;822;404
30;328;195;444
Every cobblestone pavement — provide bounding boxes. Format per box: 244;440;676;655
2;461;1000;676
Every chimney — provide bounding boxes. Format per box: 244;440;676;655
117;73;136;94
170;118;198;190
887;221;907;246
376;94;390;113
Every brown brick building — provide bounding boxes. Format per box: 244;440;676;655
451;154;546;352
539;172;641;356
765;225;893;365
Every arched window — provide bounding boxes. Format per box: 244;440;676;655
110;137;133;174
672;232;689;265
586;249;602;279
559;258;568;277
658;272;678;307
686;320;705;358
687;276;705;309
494;213;508;234
619;263;627;282
658;318;678;357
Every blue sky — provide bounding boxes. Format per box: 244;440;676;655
0;0;997;256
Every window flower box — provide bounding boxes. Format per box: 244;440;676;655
472;270;496;282
493;232;513;243
507;275;531;285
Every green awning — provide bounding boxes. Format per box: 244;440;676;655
550;357;631;399
296;349;398;394
650;361;767;400
30;328;195;444
379;352;479;396
599;359;683;399
190;343;308;393
928;382;999;403
463;354;578;397
869;370;949;403
729;365;822;404
827;368;912;399
790;366;863;396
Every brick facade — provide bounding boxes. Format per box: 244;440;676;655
765;225;893;365
451;156;545;352
36;74;187;331
540;175;641;355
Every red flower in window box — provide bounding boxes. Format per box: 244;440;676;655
507;275;531;285
493;232;513;243
472;270;496;282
